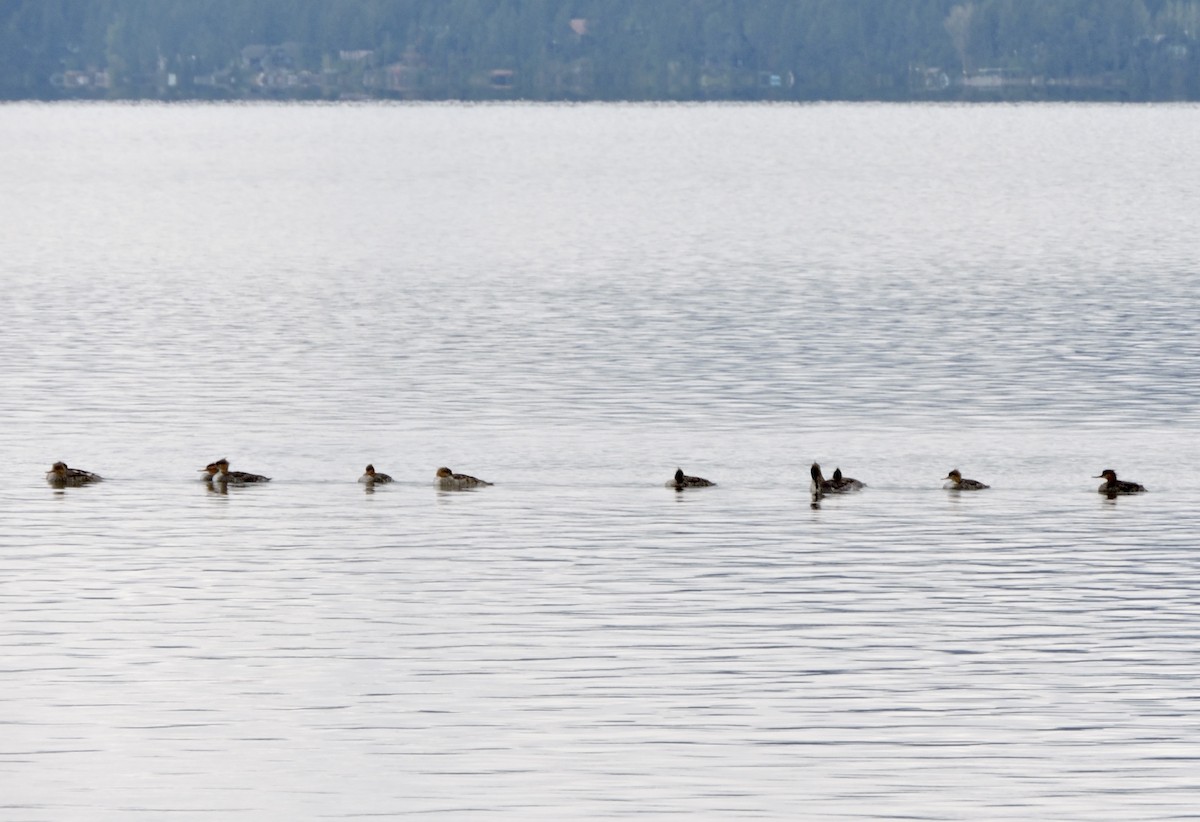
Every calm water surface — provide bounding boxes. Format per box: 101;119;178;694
1;102;1199;820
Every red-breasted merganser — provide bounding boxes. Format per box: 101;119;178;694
359;464;393;484
209;458;270;484
46;461;103;486
830;467;865;491
1094;469;1145;495
811;462;863;497
436;466;492;490
667;467;715;489
944;469;989;490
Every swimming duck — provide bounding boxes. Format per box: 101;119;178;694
810;463;830;496
1094;469;1145;495
830;467;865;491
209;458;270;484
667;467;715;489
944;469;989;490
811;462;861;496
811;463;862;496
436;466;492;490
359;464;393;484
46;461;102;486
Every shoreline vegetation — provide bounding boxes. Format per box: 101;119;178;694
4;1;1199;103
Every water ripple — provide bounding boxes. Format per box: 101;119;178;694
2;102;1199;819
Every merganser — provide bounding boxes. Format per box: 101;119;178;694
811;463;862;496
46;461;103;486
830;467;865;491
1094;469;1145;495
359;464;393;484
210;458;270;484
436;466;492;490
944;469;989;490
667;467;715;489
810;463;830;496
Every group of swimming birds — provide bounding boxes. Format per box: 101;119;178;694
45;460;1149;496
43;459;495;491
686;464;1145;497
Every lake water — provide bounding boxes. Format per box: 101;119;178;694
2;102;1199;820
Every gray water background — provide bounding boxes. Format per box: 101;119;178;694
1;102;1199;820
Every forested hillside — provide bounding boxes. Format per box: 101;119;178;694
2;0;1197;101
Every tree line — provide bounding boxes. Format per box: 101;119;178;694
2;0;1198;101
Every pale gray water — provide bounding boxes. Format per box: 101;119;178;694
2;102;1199;820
